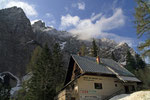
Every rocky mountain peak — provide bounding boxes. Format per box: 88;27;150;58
0;6;24;14
32;20;45;28
0;7;35;77
117;42;128;47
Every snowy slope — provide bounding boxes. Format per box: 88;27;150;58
110;91;150;100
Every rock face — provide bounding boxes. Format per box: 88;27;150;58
0;7;137;78
0;7;35;77
32;20;136;64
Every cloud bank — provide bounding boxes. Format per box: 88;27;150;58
60;8;135;46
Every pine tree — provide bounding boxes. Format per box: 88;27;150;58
126;51;136;72
134;0;150;56
91;39;98;57
16;46;42;100
52;43;65;92
135;54;146;68
26;44;55;100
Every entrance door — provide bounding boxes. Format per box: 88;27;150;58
124;86;129;93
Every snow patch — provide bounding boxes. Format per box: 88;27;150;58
0;75;5;82
11;86;22;95
120;61;126;66
22;72;32;82
43;27;54;32
118;42;127;46
110;91;150;100
60;42;66;50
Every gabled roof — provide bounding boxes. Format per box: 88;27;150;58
64;55;141;85
72;55;135;76
72;55;114;75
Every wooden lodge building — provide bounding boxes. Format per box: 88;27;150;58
55;55;141;100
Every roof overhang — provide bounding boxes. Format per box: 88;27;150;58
117;75;141;83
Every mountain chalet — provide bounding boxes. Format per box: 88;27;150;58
55;55;141;100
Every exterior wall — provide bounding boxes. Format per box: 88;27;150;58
77;75;124;100
56;89;66;100
56;75;138;100
56;80;79;100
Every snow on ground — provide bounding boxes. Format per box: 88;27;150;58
110;91;150;100
0;74;5;81
0;71;21;95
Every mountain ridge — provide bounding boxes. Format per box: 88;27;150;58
0;7;137;78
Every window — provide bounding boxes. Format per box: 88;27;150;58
94;83;102;89
115;84;117;87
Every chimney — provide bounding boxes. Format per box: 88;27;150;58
96;56;100;64
77;52;81;56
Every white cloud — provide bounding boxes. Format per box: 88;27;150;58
77;2;85;10
91;13;102;21
72;2;85;10
0;0;37;17
60;8;135;46
60;14;80;29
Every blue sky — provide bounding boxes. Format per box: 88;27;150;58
0;0;146;52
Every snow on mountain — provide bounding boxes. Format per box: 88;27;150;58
31;19;137;64
60;42;67;50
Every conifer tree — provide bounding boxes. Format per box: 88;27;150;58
91;39;98;57
135;54;146;68
134;0;150;56
126;51;137;71
16;46;42;100
26;44;55;100
52;43;65;92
